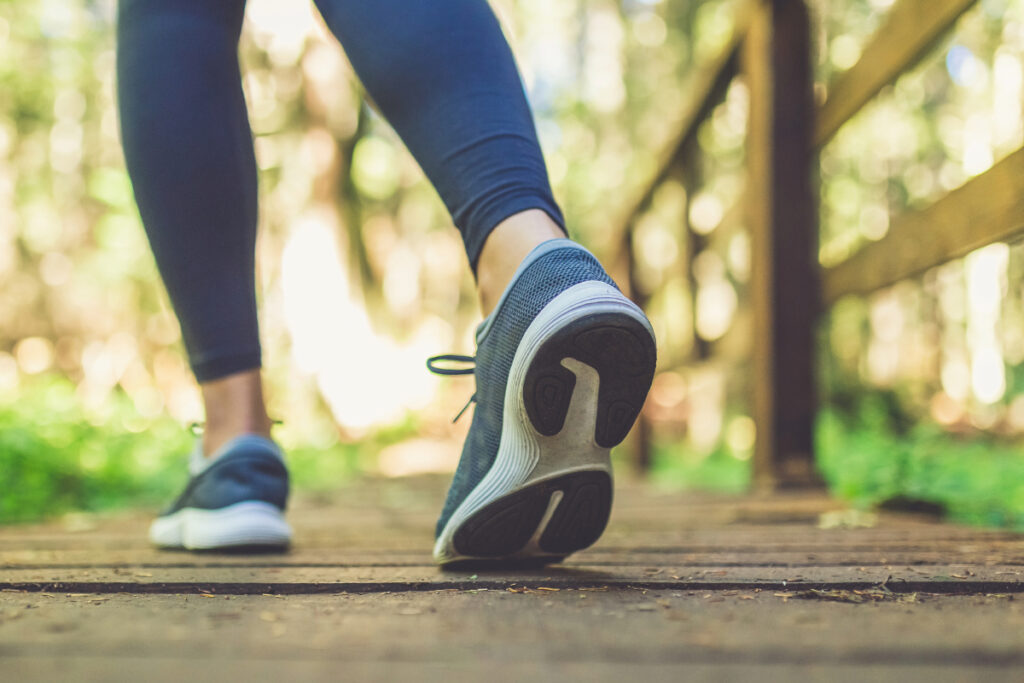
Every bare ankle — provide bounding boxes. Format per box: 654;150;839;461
477;209;566;316
199;369;273;458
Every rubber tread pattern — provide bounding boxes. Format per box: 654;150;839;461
452;470;612;558
524;313;657;448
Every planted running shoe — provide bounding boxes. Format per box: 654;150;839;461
429;239;656;565
149;434;292;551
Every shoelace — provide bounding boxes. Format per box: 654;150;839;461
426;354;476;423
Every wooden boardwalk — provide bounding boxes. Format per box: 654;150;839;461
2;475;1023;681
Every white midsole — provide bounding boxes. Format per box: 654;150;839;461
433;281;653;563
150;501;292;550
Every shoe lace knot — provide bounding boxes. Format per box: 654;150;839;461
426;354;476;423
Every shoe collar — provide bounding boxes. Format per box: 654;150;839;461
474;238;592;345
189;434;284;476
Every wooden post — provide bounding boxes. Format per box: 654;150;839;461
623;223;654;473
679;145;711;362
743;0;822;489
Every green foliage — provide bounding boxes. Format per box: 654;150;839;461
817;402;1024;530
0;376;189;523
643;392;1024;531
0;376;422;524
648;440;751;494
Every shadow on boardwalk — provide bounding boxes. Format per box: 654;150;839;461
1;476;1022;681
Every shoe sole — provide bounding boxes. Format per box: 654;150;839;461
434;281;656;565
150;501;292;551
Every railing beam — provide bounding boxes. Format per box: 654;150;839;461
823;147;1024;304
815;0;977;148
609;4;751;244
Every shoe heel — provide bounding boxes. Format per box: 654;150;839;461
435;281;656;565
524;310;657;448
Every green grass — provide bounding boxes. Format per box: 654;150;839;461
0;376;190;523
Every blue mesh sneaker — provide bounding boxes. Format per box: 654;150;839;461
429;239;656;565
149;434;292;550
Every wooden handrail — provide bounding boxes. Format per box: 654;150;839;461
815;0;977;148
610;4;752;235
615;0;1006;485
823;147;1024;303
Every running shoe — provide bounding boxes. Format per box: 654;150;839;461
149;434;292;550
429;239;656;565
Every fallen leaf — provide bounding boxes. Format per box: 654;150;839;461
818;509;877;529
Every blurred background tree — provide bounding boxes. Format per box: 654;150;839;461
1;0;1022;528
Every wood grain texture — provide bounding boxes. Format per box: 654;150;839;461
3;592;1023;681
1;477;1022;679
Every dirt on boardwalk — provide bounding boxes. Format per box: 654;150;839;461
1;476;1022;682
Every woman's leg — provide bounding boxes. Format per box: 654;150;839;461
313;0;657;565
311;0;567;313
117;0;271;456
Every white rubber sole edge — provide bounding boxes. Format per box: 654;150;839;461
433;280;654;564
149;501;292;550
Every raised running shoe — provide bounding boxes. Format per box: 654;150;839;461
149;434;292;550
429;239;656;565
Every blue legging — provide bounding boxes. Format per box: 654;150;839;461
117;0;565;382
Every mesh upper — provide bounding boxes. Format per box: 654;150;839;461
164;438;289;515
435;244;617;536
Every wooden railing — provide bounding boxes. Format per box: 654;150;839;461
618;0;1011;488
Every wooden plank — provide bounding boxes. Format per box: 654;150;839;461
2;534;1020;566
0;563;1020;593
743;0;821;488
1;478;1022;681
1;549;1019;570
0;565;1020;596
823;147;1024;303
3;592;1024;677
815;0;978;147
8;659;1020;683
